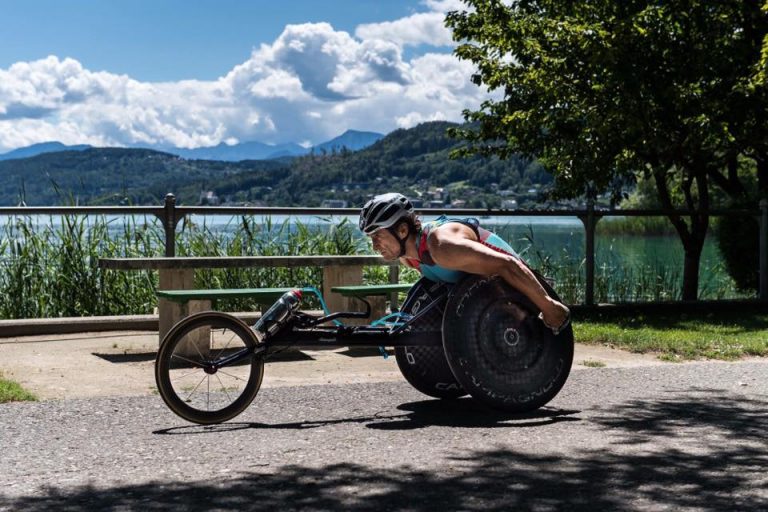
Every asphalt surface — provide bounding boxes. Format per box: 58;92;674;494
1;360;766;511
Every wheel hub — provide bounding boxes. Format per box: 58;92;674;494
503;327;520;347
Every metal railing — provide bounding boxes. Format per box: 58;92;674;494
1;193;765;304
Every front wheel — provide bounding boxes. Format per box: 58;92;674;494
155;311;264;425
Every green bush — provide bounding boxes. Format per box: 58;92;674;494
713;204;759;292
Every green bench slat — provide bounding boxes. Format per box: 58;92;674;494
331;283;413;297
157;287;306;304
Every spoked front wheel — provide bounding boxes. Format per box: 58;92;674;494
155;312;265;425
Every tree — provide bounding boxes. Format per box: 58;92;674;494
446;0;768;299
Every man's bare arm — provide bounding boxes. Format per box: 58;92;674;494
427;224;569;329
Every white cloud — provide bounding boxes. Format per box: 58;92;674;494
355;12;454;47
423;0;467;13
0;10;490;153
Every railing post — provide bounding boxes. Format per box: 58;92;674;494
760;199;768;300
577;187;601;306
584;197;596;306
163;193;177;257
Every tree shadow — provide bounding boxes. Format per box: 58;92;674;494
4;391;766;511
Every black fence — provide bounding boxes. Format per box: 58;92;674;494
1;193;766;305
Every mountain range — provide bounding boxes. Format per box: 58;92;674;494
0;129;384;163
0;121;549;207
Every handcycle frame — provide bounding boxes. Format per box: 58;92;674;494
156;274;574;424
274;288;445;343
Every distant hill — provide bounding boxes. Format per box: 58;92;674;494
0;122;549;207
0;148;285;206
0;142;91;161
311;130;384;154
0;129;385;164
175;121;550;208
168;140;307;161
169;129;383;161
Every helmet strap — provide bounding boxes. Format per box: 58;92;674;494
387;226;409;258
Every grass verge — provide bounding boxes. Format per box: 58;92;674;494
574;308;768;361
0;372;38;403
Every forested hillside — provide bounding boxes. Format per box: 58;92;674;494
0;122;550;207
0;148;284;206
179;122;551;207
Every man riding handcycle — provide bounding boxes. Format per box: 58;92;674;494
153;193;574;424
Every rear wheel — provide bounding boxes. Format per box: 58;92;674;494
155;312;264;425
442;275;573;412
394;278;466;399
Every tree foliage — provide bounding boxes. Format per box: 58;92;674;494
446;0;768;298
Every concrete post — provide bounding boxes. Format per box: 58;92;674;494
163;193;177;257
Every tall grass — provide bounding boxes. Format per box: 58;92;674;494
0;215;158;318
180;216;368;311
0;215;374;319
517;225;741;304
0;215;745;320
596;216;677;236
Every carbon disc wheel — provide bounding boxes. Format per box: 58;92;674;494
394;277;466;399
442;275;573;412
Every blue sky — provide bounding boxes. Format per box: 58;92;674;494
1;1;417;81
0;0;488;152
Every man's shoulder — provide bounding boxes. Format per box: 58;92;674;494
426;221;476;241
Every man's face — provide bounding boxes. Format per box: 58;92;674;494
369;228;400;261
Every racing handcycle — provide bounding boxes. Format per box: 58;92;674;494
154;273;574;425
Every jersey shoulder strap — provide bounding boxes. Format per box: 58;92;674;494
417;216;482;265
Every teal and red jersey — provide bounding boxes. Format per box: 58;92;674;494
402;215;521;284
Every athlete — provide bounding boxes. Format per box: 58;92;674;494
359;193;571;334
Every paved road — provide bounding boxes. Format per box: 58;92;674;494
1;361;766;511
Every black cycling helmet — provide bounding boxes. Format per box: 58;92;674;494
359;193;414;235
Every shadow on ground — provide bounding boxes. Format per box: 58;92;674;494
3;391;766;511
152;399;581;434
92;348;315;364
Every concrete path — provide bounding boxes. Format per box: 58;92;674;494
1;332;766;511
0;330;666;400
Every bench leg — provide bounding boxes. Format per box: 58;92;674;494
175;299;212;358
323;265;386;324
158;268;195;345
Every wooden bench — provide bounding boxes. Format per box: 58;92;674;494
156;287;315;306
99;255;399;341
331;283;414;320
331;283;413;298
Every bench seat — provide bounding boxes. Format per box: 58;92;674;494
157;287;312;305
331;283;413;297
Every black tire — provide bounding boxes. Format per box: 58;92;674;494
155;311;264;425
394;278;466;399
442;274;574;412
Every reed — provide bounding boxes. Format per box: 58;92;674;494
0;215;746;320
596;216;677;236
518;225;742;304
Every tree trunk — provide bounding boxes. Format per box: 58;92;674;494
653;166;709;301
682;247;702;300
758;156;768;197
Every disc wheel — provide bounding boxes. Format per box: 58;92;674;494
442;275;573;412
155;311;264;425
394;277;466;399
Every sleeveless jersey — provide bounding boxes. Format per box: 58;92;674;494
402;215;521;283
